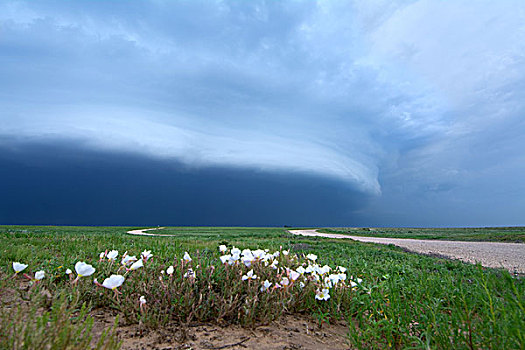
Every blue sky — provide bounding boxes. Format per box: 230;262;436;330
1;0;524;226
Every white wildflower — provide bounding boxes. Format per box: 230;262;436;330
260;280;272;292
141;250;153;262
315;288;330;301
242;269;257;281
129;259;144;271
107;250;118;261
34;270;45;280
306;254;317;261
12;262;28;274
75;262;96;277
102;275;125;290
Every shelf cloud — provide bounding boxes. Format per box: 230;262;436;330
1;0;524;225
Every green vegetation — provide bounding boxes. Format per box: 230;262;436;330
320;226;525;242
0;291;120;349
1;225;524;349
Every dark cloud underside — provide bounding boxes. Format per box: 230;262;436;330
0;140;369;226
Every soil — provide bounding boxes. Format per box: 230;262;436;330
128;227;174;237
94;313;351;350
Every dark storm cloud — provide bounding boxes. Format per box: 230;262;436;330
1;1;524;225
0;140;370;226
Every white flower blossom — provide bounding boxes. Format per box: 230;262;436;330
306;254;317;261
231;247;241;256
316;265;331;275
289;270;300;281
129;259;144;271
242;269;258;281
252;249;265;260
75;261;96;277
220;254;231;264
107;250;118;261
328;274;342;286
260;280;272;292
141;250;153;262
34;270;45;280
102;275;125;290
121;255;137;266
315;288;330;301
12;262;28;274
242;254;254;267
229;254;240;265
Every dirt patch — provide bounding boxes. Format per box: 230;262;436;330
92;312;351;350
127;227;176;237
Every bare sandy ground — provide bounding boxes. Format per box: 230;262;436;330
289;229;525;274
113;314;351;350
127;227;173;236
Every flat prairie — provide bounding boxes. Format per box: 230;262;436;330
1;226;523;349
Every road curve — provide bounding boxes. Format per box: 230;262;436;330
289;229;525;274
127;227;176;236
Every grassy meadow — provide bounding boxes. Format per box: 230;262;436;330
1;225;524;349
320;226;525;242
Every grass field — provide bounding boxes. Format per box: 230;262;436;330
319;226;525;242
1;225;524;349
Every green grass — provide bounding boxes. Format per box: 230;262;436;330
1;225;524;349
319;226;525;242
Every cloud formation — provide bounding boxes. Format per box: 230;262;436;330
1;0;524;225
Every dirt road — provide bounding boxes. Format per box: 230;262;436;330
289;229;525;273
127;227;174;236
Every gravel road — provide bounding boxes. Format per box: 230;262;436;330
127;227;173;236
289;229;525;274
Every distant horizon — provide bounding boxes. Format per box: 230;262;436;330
2;224;524;229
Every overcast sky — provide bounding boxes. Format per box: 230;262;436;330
1;0;524;226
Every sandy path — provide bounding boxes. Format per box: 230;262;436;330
126;227;176;236
289;229;525;273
